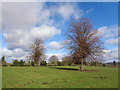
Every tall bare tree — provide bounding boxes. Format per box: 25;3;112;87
29;39;45;66
65;18;103;70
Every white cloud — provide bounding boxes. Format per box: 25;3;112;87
1;48;27;63
30;25;61;40
102;48;119;62
85;9;94;13
97;25;118;38
105;37;119;47
2;2;45;30
3;25;61;50
2;2;83;30
103;49;111;53
2;48;26;57
2;2;83;50
1;48;66;63
47;41;62;50
57;3;83;20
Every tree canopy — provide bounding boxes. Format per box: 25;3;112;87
29;39;45;66
49;55;59;66
65;18;103;70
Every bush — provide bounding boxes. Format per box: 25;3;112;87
68;62;72;66
83;61;89;66
31;61;34;66
90;61;102;66
19;60;24;66
113;61;116;67
2;64;7;66
13;60;19;66
57;61;63;66
40;60;47;66
103;64;106;67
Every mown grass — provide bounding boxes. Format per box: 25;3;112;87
2;66;118;88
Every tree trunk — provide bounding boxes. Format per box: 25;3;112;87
30;60;31;67
79;59;83;71
35;60;39;67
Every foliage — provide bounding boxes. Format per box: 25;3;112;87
113;61;116;67
57;61;63;66
62;56;72;66
1;56;7;66
103;64;106;67
90;61;102;66
40;60;47;66
13;60;19;66
31;61;34;66
1;56;5;62
19;60;24;66
49;55;59;66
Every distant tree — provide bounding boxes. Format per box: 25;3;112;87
113;61;116;67
83;60;88;66
57;61;63;66
90;61;96;66
29;39;45;66
44;61;47;66
26;55;32;66
62;56;72;66
1;56;7;66
13;60;19;66
19;60;24;66
24;61;26;64
65;18;103;70
1;56;5;62
49;55;59;66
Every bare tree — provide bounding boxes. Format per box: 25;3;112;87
62;55;72;66
29;39;45;66
65;18;103;70
49;55;59;66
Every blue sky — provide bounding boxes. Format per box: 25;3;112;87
1;2;119;63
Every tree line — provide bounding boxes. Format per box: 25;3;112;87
1;18;116;70
0;55;117;67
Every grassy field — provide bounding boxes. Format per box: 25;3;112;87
2;66;118;88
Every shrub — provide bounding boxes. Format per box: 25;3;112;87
19;60;24;66
31;61;34;66
57;61;63;66
113;61;116;67
1;56;7;66
13;60;19;66
40;60;47;66
103;64;106;67
68;62;72;66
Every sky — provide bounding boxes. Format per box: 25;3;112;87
0;2;119;63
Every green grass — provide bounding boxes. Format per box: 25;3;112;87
2;66;118;88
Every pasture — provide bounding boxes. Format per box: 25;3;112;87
2;66;118;88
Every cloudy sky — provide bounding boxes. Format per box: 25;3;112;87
0;2;119;63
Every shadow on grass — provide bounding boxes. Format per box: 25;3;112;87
49;66;97;72
51;67;78;71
